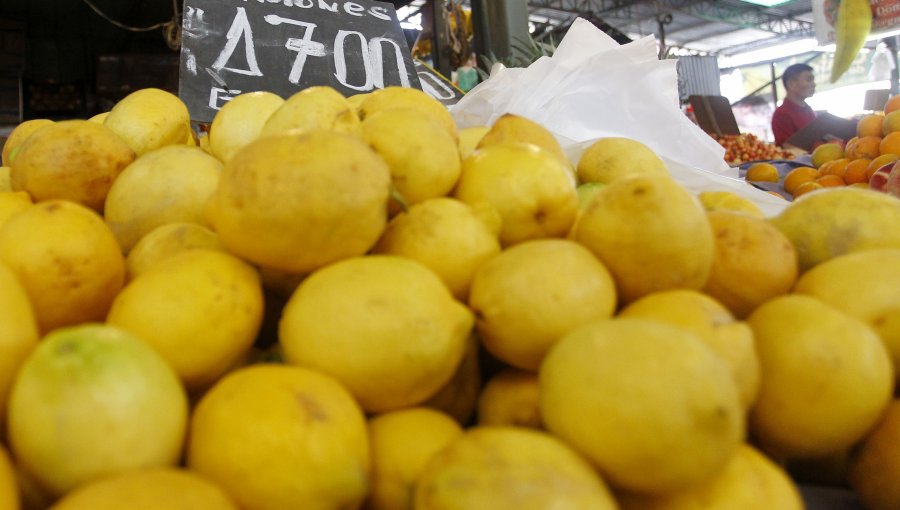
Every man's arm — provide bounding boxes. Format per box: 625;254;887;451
772;108;795;147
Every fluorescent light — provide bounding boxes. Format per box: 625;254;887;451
737;0;791;6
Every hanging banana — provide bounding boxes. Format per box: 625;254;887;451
830;0;873;83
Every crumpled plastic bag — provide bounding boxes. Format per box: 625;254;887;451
450;18;788;217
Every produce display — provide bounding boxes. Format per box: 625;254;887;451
715;133;795;165
2;86;900;510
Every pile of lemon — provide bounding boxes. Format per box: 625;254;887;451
3;86;900;510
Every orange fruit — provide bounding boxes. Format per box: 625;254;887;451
793;181;823;198
880;132;900;155
868;153;899;174
847;136;881;160
816;174;846;187
783;167;820;195
885;94;900;115
844;159;871;184
843;137;859;160
858;114;885;137
819;158;849;178
745;163;779;183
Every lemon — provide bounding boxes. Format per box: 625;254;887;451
747;295;893;459
468;239;616;370
770;187;900;271
361;108;461;207
0;262;39;429
0;191;32;228
8;324;187;497
104;146;222;253
347;92;369;114
810;143;844;168
414;426;618;510
107;249;263;390
359;86;457;140
477;113;569;164
619;290;760;411
2;119;53;166
849;400;900;510
454;143;578;246
50;468;237;510
125;222;224;280
103;88;192;156
574;176;714;304
188;364;370;510
373;197;501;301
618;444;804;510
208;91;284;162
539;318;743;493
0;446;18;510
745;162;779;182
87;111;108;124
0;200;125;333
260;86;359;137
207;131;391;274
0;167;10;192
10;120;135;211
794;249;900;382
703;211;798;318
576;137;668;185
366;408;463;510
477;368;542;428
458;125;489;160
280;255;472;412
697;191;765;218
423;334;482;425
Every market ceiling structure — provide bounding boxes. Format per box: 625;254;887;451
394;0;816;57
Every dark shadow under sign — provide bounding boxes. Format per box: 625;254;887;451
179;0;421;122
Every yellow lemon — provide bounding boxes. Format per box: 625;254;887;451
849;400;900;510
260;86;358;138
10;120;135;211
280;255;472;413
454;143;578;246
468;239;616;370
103;88;192;156
619;290;760;411
770;187;900;271
414;426;618;510
0;167;10;192
0;191;32;228
87;111;108;124
810;142;844;168
8;324;187;497
207;131;390;274
125;222;224;281
618;444;804;510
794;249;900;382
372;197;500;301
104;145;222;253
0;445;19;510
107;250;263;391
366;408;463;510
539;318;743;494
458;125;489;160
208;91;284;162
0;200;125;334
697;190;765;218
574;175;714;304
747;295;893;459
422;334;482;425
362;108;461;207
477;368;542;429
745;162;779;182
2;119;53;166
359;86;457;140
50;468;237;510
187;364;370;510
477;113;569;165
703;211;798;318
0;262;39;430
576;137;668;185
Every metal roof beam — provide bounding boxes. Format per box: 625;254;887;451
659;0;814;37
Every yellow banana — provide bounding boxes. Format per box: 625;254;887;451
831;0;873;83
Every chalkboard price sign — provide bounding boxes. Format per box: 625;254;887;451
413;58;464;107
179;0;421;122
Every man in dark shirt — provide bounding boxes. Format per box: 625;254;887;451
771;63;817;147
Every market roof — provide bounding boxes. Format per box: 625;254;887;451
396;0;816;57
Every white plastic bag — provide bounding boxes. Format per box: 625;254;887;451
450;18;788;217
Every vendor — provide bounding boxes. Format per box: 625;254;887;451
771;63;817;147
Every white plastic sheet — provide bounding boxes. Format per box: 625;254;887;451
450;18;789;217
